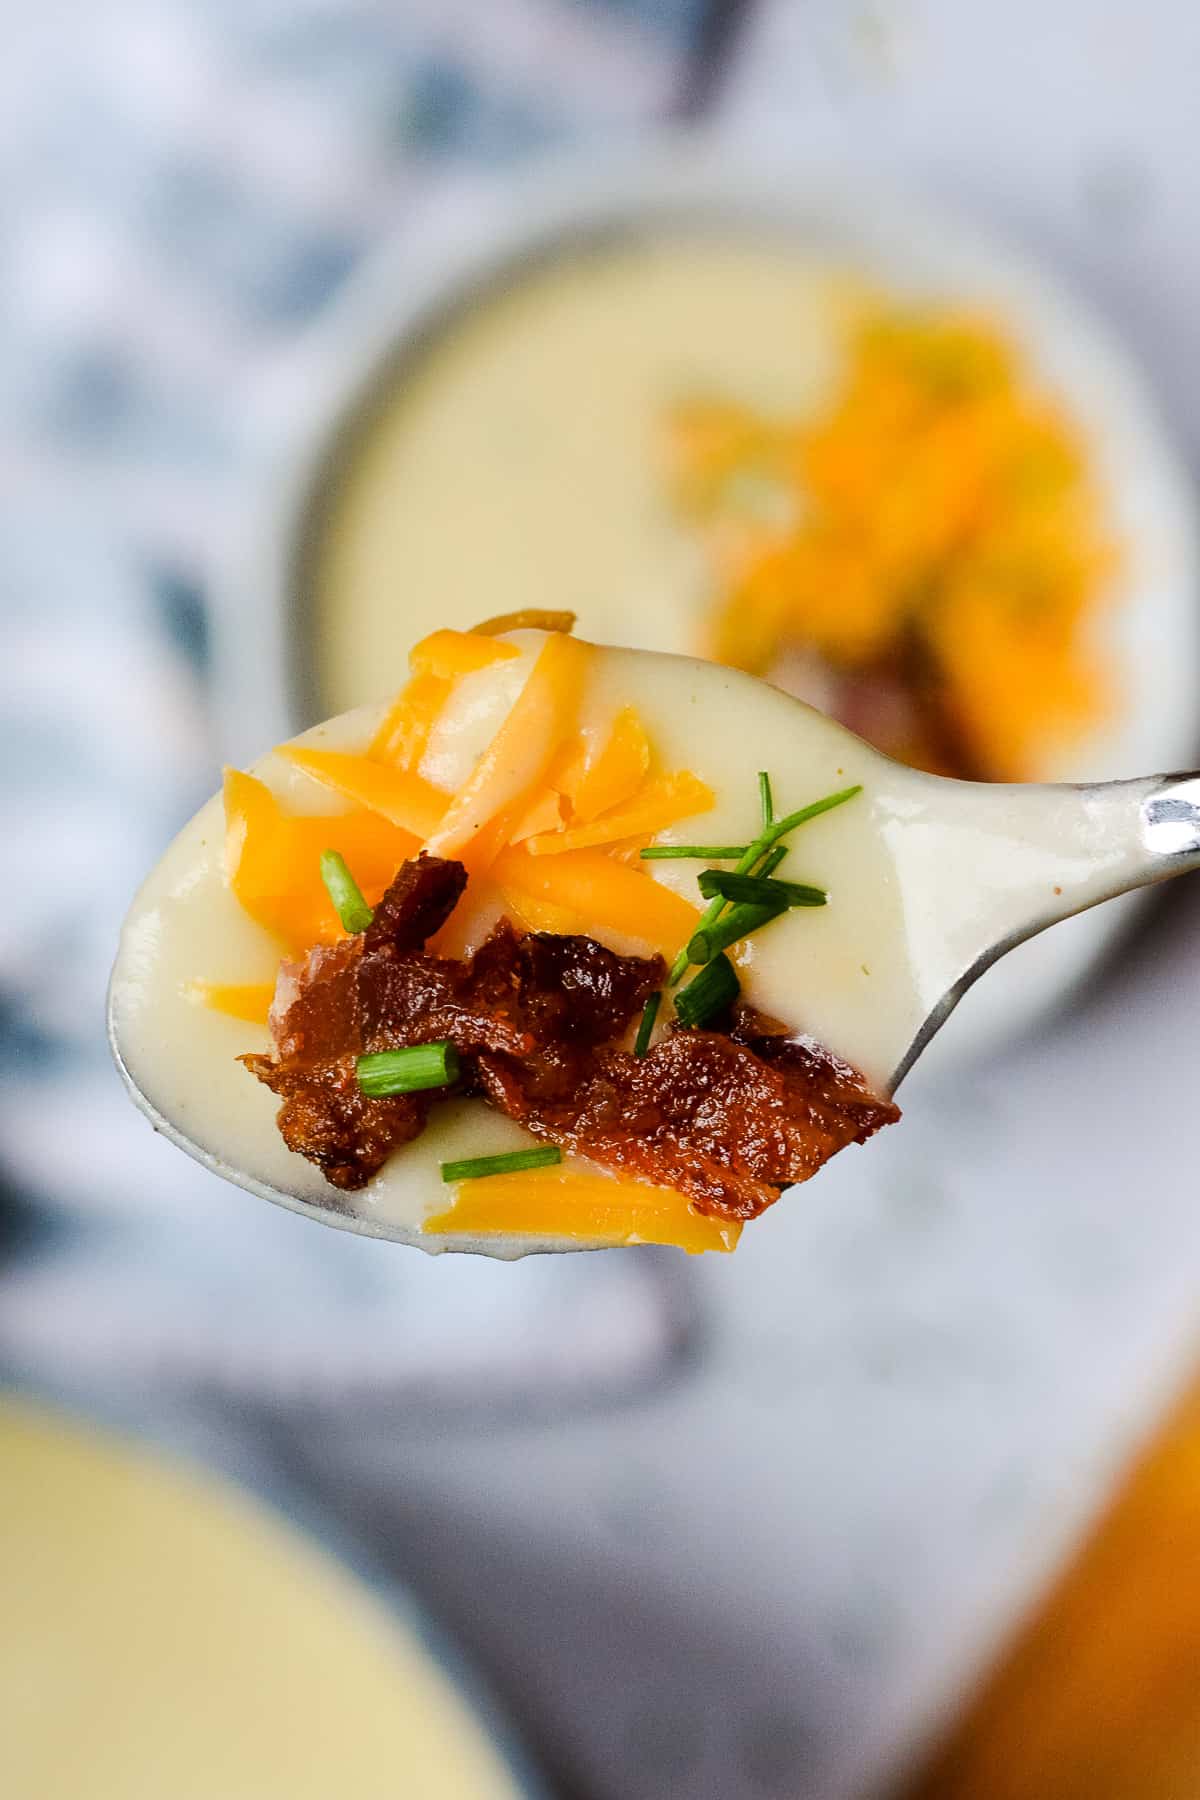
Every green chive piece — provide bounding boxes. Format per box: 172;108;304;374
756;783;862;849
320;849;374;934
356;1043;459;1097
687;900;788;966
639;844;749;861
753;844;789;880
633;991;661;1058
674;954;740;1028
668;783;861;983
440;1145;562;1183
696;871;827;908
758;770;774;827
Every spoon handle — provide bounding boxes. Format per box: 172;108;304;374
1138;774;1200;871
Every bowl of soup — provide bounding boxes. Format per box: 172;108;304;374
217;136;1199;1068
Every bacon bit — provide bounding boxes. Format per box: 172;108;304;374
279;746;448;839
408;628;521;679
245;1048;428;1193
425;631;592;870
571;705;651;823
185;980;274;1025
526;770;715;857
471;609;576;637
493;844;700;960
424;1169;741;1254
363;854;467;954
222;769;418;950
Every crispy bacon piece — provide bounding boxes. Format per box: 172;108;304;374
242;855;898;1213
472;1024;896;1220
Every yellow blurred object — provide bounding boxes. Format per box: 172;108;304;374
426;1167;741;1253
905;1376;1200;1800
0;1399;527;1800
668;308;1117;780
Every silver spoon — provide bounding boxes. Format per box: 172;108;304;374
108;760;1200;1254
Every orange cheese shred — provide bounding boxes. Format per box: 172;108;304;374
507;786;567;845
493;844;700;959
424;1169;741;1253
408;628;521;679
472;609;576;637
185;980;275;1025
368;670;451;770
425;631;592;870
223;768;419;950
570;705;652;824
278;746;447;841
526;770;715;857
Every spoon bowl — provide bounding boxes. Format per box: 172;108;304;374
109;642;1200;1255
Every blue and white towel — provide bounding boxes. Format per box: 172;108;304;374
0;0;715;1411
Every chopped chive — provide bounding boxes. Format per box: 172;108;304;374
668;782;861;983
440;1145;562;1183
756;844;789;878
674;954;739;1028
633;990;661;1057
356;1043;459;1096
696;872;828;908
687;899;788;966
758;770;773;827
320;849;374;934
639;844;749;861
756;783;862;850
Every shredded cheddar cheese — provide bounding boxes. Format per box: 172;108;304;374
667;306;1117;780
210;626;729;1251
368;669;450;770
493;844;701;958
407;628;521;679
570;704;651;823
424;1169;741;1253
185;980;275;1025
472;608;576;637
222;768;418;950
525;770;715;856
278;746;448;840
424;630;592;870
507;786;568;845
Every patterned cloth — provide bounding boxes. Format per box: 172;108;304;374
0;0;712;1406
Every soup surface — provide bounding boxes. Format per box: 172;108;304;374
315;237;852;712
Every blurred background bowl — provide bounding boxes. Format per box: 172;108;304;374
218;133;1200;1075
0;1394;546;1800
